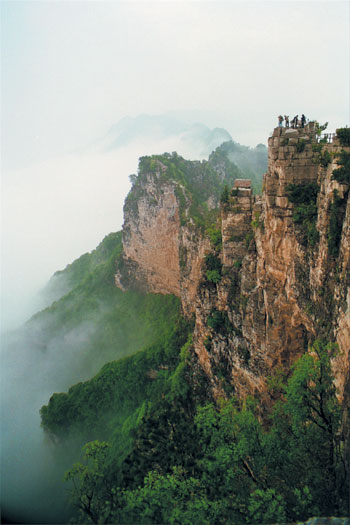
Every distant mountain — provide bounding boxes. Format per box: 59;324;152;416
94;114;232;159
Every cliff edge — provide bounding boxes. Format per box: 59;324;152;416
115;126;350;405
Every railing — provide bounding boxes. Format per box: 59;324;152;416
317;132;336;143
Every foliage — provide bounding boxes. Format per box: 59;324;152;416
64;441;111;524
206;226;222;250
129;151;245;231
62;339;348;524
286;183;320;247
312;143;323;153
286;183;319;205
328;190;346;257
30;231;188;408
319;150;332;167
204;252;222;284
332;151;350;184
44;232;123;301
247;489;287;524
129;173;137;185
315;121;328;136
336;127;350;147
220;184;230;204
207;309;230;333
205;270;222;284
112;467;212;525
40;313;191;445
296;139;307;153
251;211;263;230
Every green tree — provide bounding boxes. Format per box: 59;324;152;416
112;467;213;525
220;184;230;204
283;340;346;514
247;488;287;524
63;340;348;523
65;441;112;524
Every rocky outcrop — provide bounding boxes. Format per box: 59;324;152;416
115;156;214;315
192;125;349;401
115;167;181;296
115;127;350;404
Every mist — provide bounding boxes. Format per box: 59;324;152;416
1;315;122;523
1;1;348;522
1;117;232;523
2;118;230;331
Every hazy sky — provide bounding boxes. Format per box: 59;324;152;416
1;0;349;329
2;0;349;170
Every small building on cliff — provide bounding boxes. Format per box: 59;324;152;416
234;179;252;189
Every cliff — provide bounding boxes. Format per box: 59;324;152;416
115;151;242;314
36;126;350;523
115;125;350;406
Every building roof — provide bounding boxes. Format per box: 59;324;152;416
233;179;252;188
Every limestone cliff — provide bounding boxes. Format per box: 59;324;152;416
115;127;350;406
115;152;239;314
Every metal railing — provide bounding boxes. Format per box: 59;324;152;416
317;133;336;143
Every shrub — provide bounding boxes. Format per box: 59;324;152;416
251;211;263;229
204;253;222;284
328;190;346;257
220;185;230;204
207;309;230;332
296;139;307;153
332;151;350;184
204;253;222;273
206;227;222;250
286;183;319;205
315;121;328;136
336;127;350;146
312;143;323;153
319;150;332;167
206;270;221;284
286;183;320;248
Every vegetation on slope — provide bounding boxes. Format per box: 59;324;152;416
23;231;184;389
286;183;320;247
42;340;348;524
125;145;265;232
332;150;350;185
44;232;124;301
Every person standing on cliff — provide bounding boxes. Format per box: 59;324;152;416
301;114;306;128
292;115;298;128
278;115;283;127
284;115;289;128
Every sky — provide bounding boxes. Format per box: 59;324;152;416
2;0;349;170
1;0;350;328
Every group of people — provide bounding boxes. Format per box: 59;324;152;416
278;114;307;128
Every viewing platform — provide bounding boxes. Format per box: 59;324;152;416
270;122;342;146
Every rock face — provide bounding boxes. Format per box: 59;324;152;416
115;166;181;297
115;126;350;406
115;155;216;315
